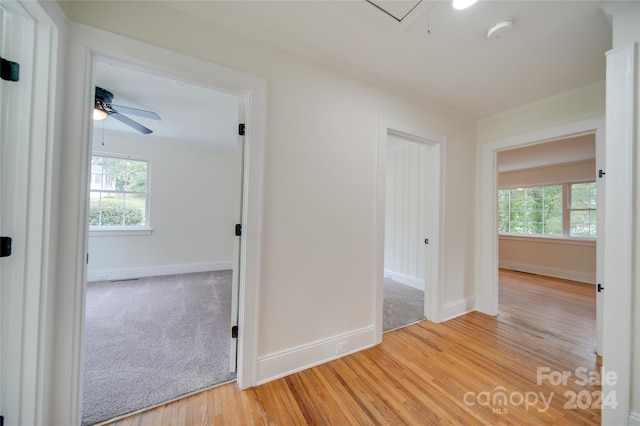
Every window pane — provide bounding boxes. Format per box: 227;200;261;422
571;182;596;209
497;185;562;237
123;194;146;225
99;193;126;226
570;210;597;238
89;192;102;225
89;155;149;228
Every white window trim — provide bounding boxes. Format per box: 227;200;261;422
88;227;153;237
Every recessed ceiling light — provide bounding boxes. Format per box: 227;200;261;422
487;17;513;39
452;0;478;10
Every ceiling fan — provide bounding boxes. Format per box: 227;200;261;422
93;86;161;134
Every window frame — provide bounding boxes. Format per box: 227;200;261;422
88;153;152;236
567;181;597;239
498;180;596;241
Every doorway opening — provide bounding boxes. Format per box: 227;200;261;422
495;134;599;353
82;58;244;425
382;135;429;331
375;119;443;342
478;117;605;355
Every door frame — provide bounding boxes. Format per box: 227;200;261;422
375;118;445;343
477;116;604;336
0;1;60;424
52;24;266;425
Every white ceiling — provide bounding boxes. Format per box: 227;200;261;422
497;134;595;173
93;60;240;149
165;0;611;119
91;1;611;156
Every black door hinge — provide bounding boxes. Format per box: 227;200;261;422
231;325;238;339
598;169;606;178
238;123;245;136
1;57;20;82
235;224;242;236
597;283;604;293
0;237;12;258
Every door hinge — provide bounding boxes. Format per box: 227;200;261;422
235;224;242;236
1;57;20;82
238;123;245;136
597;283;604;293
231;325;238;339
598;169;606;178
0;237;12;258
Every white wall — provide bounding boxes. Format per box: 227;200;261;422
87;131;239;281
61;1;476;370
384;140;429;289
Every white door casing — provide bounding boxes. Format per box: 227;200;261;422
51;24;266;425
375;118;444;344
479;116;605;315
0;1;59;424
601;43;635;426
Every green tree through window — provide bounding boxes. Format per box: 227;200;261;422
89;155;149;227
498;185;562;236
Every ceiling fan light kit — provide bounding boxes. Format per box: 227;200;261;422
93;86;161;134
487;17;513;39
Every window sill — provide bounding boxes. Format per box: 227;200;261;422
89;227;153;237
499;234;595;247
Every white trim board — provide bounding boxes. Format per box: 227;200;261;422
87;261;232;282
442;297;476;322
383;269;424;291
255;326;376;385
498;262;595;285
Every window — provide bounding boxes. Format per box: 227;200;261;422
498;185;562;236
498;182;596;239
89;155;149;228
569;182;597;238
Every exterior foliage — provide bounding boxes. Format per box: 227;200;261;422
89;155;148;227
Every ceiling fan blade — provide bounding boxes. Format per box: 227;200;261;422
112;104;161;120
109;112;153;134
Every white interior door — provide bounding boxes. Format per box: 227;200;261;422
0;2;36;423
229;99;246;372
595;128;604;356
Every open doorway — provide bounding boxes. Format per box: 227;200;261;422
495;135;599;351
82;59;244;425
478;117;605;355
382;135;428;331
376;119;443;340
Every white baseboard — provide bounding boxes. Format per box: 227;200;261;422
498;260;595;285
87;261;232;282
442;297;476;321
629;412;640;426
383;269;423;291
256;326;376;385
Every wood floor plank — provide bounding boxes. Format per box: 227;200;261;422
102;269;600;425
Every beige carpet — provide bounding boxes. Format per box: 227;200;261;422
82;271;236;425
383;278;425;331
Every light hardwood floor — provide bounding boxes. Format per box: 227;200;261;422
105;269;599;425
